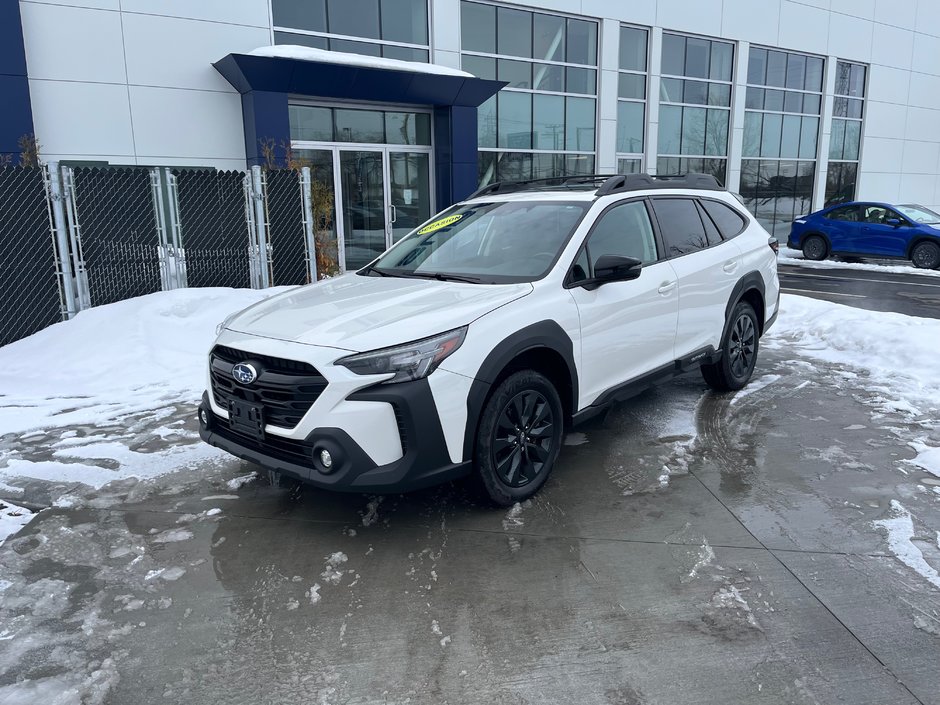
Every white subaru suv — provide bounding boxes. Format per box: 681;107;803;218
199;174;780;506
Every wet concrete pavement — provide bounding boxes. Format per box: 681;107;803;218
1;347;939;704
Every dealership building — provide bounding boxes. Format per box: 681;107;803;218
3;0;940;266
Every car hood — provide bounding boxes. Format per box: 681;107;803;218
225;273;533;352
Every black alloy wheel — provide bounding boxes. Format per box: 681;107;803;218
492;390;554;488
911;241;940;269
728;312;757;380
701;301;760;392
802;235;827;261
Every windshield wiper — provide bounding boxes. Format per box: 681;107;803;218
407;271;483;284
361;265;408;278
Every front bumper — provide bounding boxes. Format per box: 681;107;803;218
198;378;472;493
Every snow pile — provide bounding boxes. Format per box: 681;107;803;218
767;294;940;417
247;45;473;78
906;442;940;478
0;501;34;546
873;501;940;590
779;247;940;278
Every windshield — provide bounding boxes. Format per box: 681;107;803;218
896;204;940;224
363;201;590;284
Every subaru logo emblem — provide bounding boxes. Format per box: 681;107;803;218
232;362;258;385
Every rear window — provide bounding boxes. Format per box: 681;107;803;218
700;200;747;240
651;198;709;257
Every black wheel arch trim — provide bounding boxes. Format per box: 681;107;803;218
907;236;940;259
725;271;766;333
460;320;578;462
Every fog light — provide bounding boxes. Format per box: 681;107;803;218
319;449;333;469
198;408;208;426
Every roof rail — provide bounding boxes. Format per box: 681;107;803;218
466;173;617;200
596;172;724;196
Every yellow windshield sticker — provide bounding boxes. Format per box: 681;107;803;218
417;213;463;235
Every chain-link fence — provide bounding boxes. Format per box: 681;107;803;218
0;164;318;347
0;167;63;347
172;169;253;289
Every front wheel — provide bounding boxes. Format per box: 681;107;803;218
701;301;760;392
474;370;564;506
911;241;940;269
802;235;828;261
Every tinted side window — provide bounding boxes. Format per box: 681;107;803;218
585;200;658;273
652;198;709;257
696;202;722;246
826;205;860;222
700;199;747;240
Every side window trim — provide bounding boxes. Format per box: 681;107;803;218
563;196;661;289
648;195;726;261
698;197;748;240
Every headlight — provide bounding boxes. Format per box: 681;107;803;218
336;327;467;384
215;312;239;336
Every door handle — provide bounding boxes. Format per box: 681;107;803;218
658;281;677;295
722;260;739;273
389;204;397;224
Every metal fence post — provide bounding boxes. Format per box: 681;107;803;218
45;161;79;318
151;167;178;290
299;166;317;282
251;165;271;288
60;166;91;310
244;172;261;288
164;168;187;289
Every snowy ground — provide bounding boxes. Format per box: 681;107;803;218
0;287;939;703
779;246;940;277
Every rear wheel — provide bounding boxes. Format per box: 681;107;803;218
911;241;940;269
701;301;760;392
802;235;828;261
474;370;564;506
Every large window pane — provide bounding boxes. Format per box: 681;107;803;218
566;67;596;94
781;114;801;157
478;95;497;148
497;152;533;182
620;27;647;71
785;54;805;89
683;80;708;105
273;0;327;32
618;158;641;174
829;119;846;160
328;0;379;39
566;19;597;65
331;38;381;56
659;105;682;154
498;59;531;89
382;46;428;61
534;13;565;62
461;2;495;53
764;89;784;112
335;108;384;142
533;63;564;92
498;92;532;149
760;113;782;157
784;91;803;113
681;107;707;155
380;0;428;43
617;101;644;153
710;42;733;81
705;109;728;156
462;54;496;79
685;38;710;79
804;57;824;91
849;64;866;97
803;93;821;114
766;51;787;87
384;112;431;145
743;112;761;157
662;34;685;76
619;73;645;99
708;83;731;106
533;94;565;150
746;87;764;110
478;150;497;186
290;105;333;142
565;97;595;151
843;120;861;160
498;7;532;58
799;116;818;159
835;62;851;96
275;31;328;49
660;77;683;102
748;48;767;85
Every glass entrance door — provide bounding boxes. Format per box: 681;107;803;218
388;152;431;243
339;150;387;270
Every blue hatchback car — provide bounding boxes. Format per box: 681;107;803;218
788;202;940;269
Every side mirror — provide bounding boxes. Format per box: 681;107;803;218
584;255;643;288
885;218;903;227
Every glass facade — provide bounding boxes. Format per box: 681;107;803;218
657;33;733;184
740;48;823;237
826;61;866;205
273;0;430;62
616;26;648;175
460;1;598;185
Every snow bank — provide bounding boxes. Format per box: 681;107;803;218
248;45;473;78
0;287;287;435
873;501;940;590
767;294;940;417
779;248;940;278
0;500;33;546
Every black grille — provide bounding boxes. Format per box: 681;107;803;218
210;345;328;429
392;404;408;454
210;414;313;466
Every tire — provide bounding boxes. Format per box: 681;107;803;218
474;370;564;506
911;240;940;269
802;235;828;261
701;301;760;392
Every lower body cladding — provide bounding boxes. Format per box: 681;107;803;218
199;375;472;494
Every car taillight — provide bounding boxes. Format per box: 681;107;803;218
768;237;779;255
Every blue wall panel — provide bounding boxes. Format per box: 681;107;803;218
0;0;34;157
